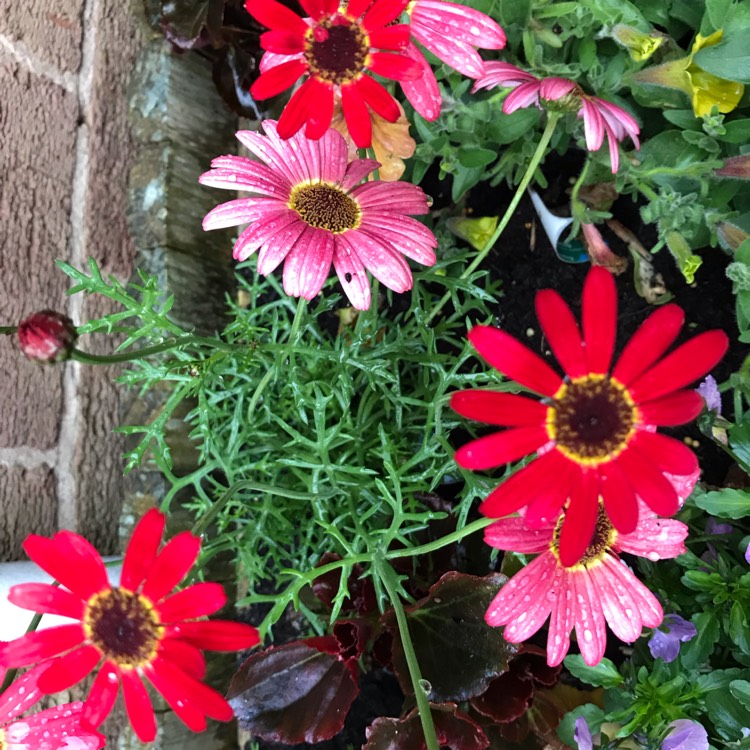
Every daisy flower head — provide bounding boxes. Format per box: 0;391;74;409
473;63;640;173
0;663;105;750
399;0;506;121
200;121;437;310
246;0;423;148
484;502;689;666
451;266;728;565
0;510;260;743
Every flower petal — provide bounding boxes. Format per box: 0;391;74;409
467;325;563;397
484;517;555;554
250;59;307;100
591;559;642;642
0;624;86;668
304;78;336;140
8;583;85;619
450;390;548;426
339;232;412;293
121;670;157;743
637;390;705;426
599;461;638;535
121;508;166;592
399;42;442;121
37;645;101;694
582;266;617;374
535;289;586;378
144;664;207;733
628;330;729;404
616;447;680;516
600;556;662;628
615;516;688;560
282;227;335;300
277;78;322;141
630;431;699;476
332;240;372;310
455;425;549;470
141;532;201;604
547;564;575;666
572;570;607;666
558;471;600;567
157;583;227;623
164;620;260;651
158;639;207;680
0;662;48;721
245;0;309;35
341;80;372;148
611;304;684;385
82;662;121;728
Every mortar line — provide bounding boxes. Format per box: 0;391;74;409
56;0;100;532
0;34;77;93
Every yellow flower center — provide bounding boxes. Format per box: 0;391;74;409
305;17;370;85
83;588;163;669
552;504;618;569
547;375;637;466
289;182;362;233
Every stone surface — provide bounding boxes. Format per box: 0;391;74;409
0;0;84;73
0;60;78;449
0;465;57;560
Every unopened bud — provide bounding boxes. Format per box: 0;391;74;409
17;310;77;363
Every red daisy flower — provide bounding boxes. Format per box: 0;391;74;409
245;0;422;148
0;663;105;750
484;503;688;666
0;510;260;743
451;266;728;566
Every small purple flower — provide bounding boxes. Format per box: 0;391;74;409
697;375;721;414
662;720;708;750
706;517;733;536
574;716;594;750
649;614;697;662
745;543;750;565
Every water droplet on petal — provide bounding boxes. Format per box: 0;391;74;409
584;629;593;642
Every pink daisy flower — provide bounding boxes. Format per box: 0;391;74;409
473;62;640;172
200;121;437;310
0;663;105;750
484;503;688;666
400;0;506;121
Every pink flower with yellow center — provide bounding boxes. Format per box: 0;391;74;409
245;0;422;148
484;504;688;666
0;663;105;750
473;62;640;172
200;121;437;310
451;267;727;566
400;0;506;121
0;510;260;743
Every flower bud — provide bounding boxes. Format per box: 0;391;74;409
611;24;664;61
17;310;77;363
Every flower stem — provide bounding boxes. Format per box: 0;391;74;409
375;554;440;750
387;516;495;559
69;334;236;365
1;326;16;335
425;113;561;325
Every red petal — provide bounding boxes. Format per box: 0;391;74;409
352;75;400;122
628;330;729;404
250;59;307;100
143;664;207;733
260;29;306;54
368;25;410;50
535;289;586;378
121;508;165;591
244;0;308;35
8;583;85;619
637;390;705;426
615;448;680;516
341;81;372;148
82;663;121;728
0;624;85;667
362;0;410;29
141;532;201;603
157;583;227;623
630;431;699;476
558;471;599;567
165;620;261;651
37;645;101;693
277;78;320;140
121;670;157;743
467;325;563;397
303;78;335;140
455;426;548;470
368;51;423;81
158;639;207;679
599;461;638;534
582;266;617;374
450;390;547;426
479;451;577;518
611;304;684;385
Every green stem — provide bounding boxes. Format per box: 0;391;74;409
69;334;235;365
289;298;307;344
426;113;561;325
569;158;592;211
1;326;16;335
387;516;495;559
375;555;440;750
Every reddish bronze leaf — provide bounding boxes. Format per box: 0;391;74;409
385;572;517;702
227;641;359;744
470;664;534;724
363;703;489;750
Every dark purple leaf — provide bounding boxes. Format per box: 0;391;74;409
363;703;489;750
386;572;517;702
470;664;534;724
227;640;359;744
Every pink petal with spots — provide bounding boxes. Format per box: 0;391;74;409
473;61;538;92
547;565;575;666
233;209;302;262
615;516;688;560
256;218;308;276
0;662;48;721
359;214;437;266
484;516;555;554
399;42;442;121
411;23;485;78
591;560;642;642
503;81;542;113
5;702;105;750
199;156;291;198
485;552;555;626
410;0;506;50
341;232;413;293
351;181;430;215
282;227;335;300
202;197;287;231
236;125;300;185
333;239;372;310
580;97;605;152
539;77;576;101
572;571;607;666
341;159;380;191
259;49;305;75
601;556;663;628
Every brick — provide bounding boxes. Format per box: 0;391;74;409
0;0;84;73
0;465;57;561
0;61;78;449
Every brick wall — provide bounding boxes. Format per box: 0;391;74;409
0;0;143;558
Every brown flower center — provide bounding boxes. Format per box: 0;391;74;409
289;182;362;233
552;504;617;568
83;588;163;668
305;17;370;84
547;375;636;466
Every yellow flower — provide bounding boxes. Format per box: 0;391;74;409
612;24;664;62
634;30;744;117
